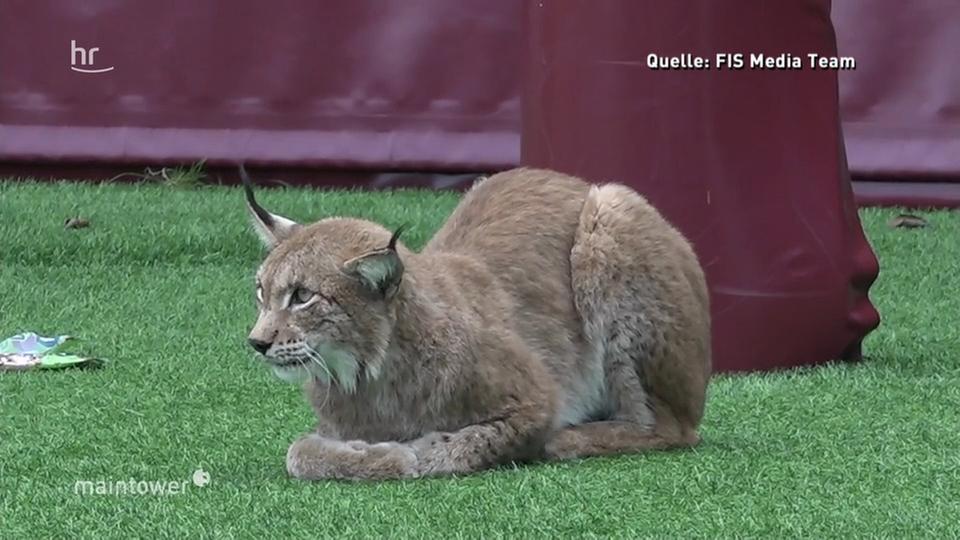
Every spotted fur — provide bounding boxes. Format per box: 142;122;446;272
243;167;711;480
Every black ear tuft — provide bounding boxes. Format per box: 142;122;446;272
239;163;301;249
239;163;275;228
387;224;408;251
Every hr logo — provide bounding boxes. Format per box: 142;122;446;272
70;39;114;73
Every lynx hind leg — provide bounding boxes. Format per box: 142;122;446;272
552;184;711;460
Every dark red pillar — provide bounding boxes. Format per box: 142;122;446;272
521;0;880;372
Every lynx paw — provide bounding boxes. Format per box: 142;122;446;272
286;434;419;481
543;429;586;461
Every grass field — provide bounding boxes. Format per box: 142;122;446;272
1;180;958;538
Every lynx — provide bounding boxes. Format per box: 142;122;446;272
242;166;711;480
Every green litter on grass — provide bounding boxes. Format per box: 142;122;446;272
0;332;104;371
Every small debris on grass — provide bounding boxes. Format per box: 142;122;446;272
887;214;928;229
64;217;90;229
0;333;104;372
103;160;207;189
155;160;206;189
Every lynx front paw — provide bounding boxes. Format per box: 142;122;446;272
543;429;585;461
286;434;419;481
286;434;351;480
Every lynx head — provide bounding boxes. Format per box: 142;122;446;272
240;166;406;391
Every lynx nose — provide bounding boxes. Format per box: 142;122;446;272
248;338;272;355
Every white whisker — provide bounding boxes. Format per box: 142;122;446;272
303;344;333;410
303;346;332;381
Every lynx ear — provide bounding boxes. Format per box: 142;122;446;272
239;164;300;249
342;225;406;298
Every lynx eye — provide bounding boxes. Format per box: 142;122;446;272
290;287;315;308
255;285;263;304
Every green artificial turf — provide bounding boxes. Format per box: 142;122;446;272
1;179;958;538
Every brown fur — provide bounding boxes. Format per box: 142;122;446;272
244;167;711;480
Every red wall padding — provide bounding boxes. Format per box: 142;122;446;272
2;1;957;185
0;0;521;172
834;0;960;207
835;0;960;180
521;0;880;372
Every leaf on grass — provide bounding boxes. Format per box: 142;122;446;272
887;214;928;229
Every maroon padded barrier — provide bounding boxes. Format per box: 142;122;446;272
1;0;957;208
0;0;521;174
834;0;960;207
853;180;960;209
521;0;881;373
834;0;960;181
